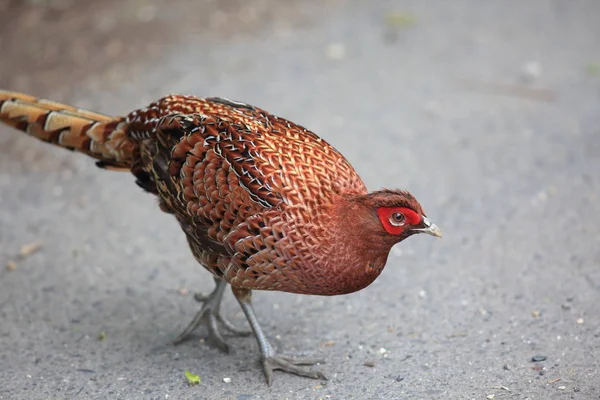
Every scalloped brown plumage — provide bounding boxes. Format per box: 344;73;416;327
0;90;441;384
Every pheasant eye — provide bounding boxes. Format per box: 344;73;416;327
389;212;405;226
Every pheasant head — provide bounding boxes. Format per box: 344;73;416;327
349;188;441;240
318;189;441;295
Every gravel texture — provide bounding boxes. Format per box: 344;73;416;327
1;1;599;399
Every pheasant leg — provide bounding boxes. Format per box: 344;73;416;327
173;277;250;352
232;287;327;385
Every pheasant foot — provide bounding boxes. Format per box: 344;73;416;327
173;278;250;352
232;286;327;385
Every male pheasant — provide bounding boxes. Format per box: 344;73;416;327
0;90;441;384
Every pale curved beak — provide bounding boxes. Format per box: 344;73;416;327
414;216;442;238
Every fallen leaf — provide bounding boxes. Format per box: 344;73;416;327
19;241;43;258
363;361;376;367
384;11;417;28
184;370;201;386
586;63;600;76
447;331;468;338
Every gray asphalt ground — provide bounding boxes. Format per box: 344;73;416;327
1;1;599;399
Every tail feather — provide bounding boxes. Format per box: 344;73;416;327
0;90;138;169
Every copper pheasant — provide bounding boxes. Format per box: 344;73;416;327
0;90;441;384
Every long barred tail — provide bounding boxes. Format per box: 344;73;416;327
0;90;138;169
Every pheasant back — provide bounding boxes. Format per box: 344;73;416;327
1;91;368;295
130;96;368;294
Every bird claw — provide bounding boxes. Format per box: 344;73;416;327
172;302;231;352
192;289;251;336
261;354;327;386
216;313;252;336
174;281;248;351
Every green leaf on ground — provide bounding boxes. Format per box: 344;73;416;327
384;11;418;28
586;63;600;76
184;370;201;386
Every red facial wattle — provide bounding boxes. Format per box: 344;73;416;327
377;207;422;235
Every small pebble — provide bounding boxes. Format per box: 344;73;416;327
363;361;376;367
223;377;231;383
531;310;540;318
576;318;584;324
378;347;387;355
521;61;542;82
537;191;548;202
325;43;345;60
486;395;495;399
6;260;17;271
557;386;566;390
532;355;547;362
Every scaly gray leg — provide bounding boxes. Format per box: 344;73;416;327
174;277;250;353
232;286;327;385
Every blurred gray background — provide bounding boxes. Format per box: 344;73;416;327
1;0;599;399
